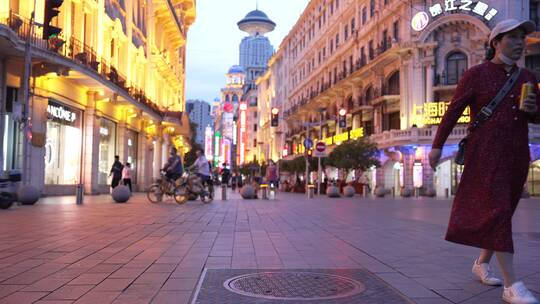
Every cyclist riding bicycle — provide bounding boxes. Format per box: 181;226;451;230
162;147;183;183
189;150;212;192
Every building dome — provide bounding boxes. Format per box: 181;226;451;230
228;65;245;74
244;10;271;20
238;9;276;35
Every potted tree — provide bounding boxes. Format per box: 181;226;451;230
326;138;380;198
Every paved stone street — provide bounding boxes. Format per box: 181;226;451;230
0;191;539;304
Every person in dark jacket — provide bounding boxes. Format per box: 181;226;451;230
109;155;124;189
162;147;184;182
221;163;231;186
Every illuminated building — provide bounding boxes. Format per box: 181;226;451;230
186;99;213;148
262;0;540;197
0;0;195;195
204;126;213;161
237;8;275;164
255;54;286;163
213;65;245;168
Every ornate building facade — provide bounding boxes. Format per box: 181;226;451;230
259;0;540;196
212;65;245;167
0;0;196;195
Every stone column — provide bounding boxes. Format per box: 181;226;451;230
153;136;163;180
0;56;6;170
335;95;345;135
27;93;47;191
400;146;415;196
117;120;128;163
82;91;100;194
422;148;435;195
137;124;152;190
425;63;434;103
162;132;170;170
375;165;386;193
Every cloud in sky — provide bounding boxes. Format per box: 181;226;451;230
185;0;309;103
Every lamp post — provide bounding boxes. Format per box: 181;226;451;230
317;107;326;195
274;130;283;178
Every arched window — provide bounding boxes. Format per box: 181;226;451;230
446;52;468;85
232;94;239;102
225;95;230;102
386;71;400;95
364;86;374;104
347;96;354;109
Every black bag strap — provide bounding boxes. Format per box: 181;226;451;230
469;67;522;132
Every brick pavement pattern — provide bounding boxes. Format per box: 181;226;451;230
0;191;539;304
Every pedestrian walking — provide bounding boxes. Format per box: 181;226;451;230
429;19;540;304
221;163;231;186
231;170;237;191
122;163;133;193
109;155;124;189
265;161;278;196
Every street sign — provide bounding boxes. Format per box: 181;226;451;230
313;142;327;157
304;138;313;150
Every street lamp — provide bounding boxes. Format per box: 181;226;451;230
271;107;279;127
338;108;347;128
316;107;326;196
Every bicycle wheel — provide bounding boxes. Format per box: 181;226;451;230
147;184;164;203
173;185;188;205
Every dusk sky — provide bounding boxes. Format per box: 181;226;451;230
185;0;310;103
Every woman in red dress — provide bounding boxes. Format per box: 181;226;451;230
430;19;540;304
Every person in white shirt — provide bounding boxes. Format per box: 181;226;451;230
122;162;133;193
189;150;212;187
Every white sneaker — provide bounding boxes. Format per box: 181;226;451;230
503;281;539;304
472;259;503;286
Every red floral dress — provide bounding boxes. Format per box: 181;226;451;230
432;61;540;253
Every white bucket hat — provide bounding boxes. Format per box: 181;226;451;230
489;19;536;46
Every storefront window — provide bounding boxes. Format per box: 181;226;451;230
2;87;23;171
44;100;82;185
127;129;138;184
98;119;117;185
528;160;540;196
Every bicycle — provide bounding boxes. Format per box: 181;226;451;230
175;169;214;204
147;172;185;204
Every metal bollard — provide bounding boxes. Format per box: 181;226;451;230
445;188;449;198
415;188;420;198
76;183;84;205
307;185;315;199
261;184;268;200
269;186;275;199
363;185;368;198
221;184;227;200
392;187;395;197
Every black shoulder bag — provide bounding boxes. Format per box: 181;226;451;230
455;68;522;165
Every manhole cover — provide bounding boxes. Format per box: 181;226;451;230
223;272;365;301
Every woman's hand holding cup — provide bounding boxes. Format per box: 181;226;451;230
520;82;538;114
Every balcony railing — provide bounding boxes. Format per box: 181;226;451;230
286;39;400;119
0;10;165;116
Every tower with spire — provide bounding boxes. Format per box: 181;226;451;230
237;5;276;84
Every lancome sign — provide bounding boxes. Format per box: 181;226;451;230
47;100;80;126
412;1;498;32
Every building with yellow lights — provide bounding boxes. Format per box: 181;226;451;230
0;0;195;195
260;0;540;197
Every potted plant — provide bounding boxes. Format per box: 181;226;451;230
326;138;380;198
